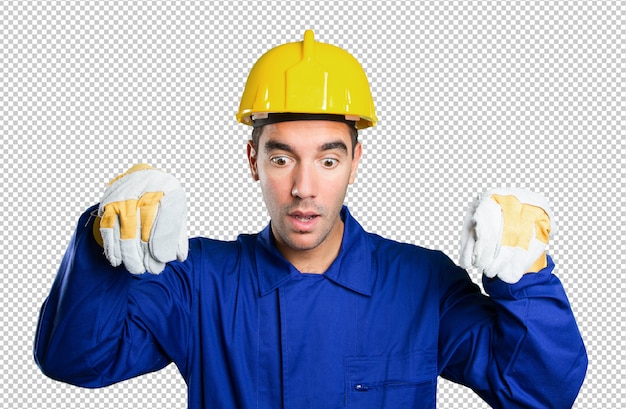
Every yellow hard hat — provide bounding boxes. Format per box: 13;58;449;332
236;30;377;130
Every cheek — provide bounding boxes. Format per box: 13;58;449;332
258;173;288;203
323;174;352;201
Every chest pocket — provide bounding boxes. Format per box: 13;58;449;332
345;350;437;408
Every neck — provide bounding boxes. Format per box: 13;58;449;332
275;220;344;274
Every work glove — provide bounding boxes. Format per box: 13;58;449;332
96;164;188;274
459;188;555;284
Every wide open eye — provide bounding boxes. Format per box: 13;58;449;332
320;158;339;169
270;156;291;167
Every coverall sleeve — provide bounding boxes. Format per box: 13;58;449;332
34;205;194;387
437;253;587;408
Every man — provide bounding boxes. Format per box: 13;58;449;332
35;30;587;408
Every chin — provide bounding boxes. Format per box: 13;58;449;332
286;236;321;252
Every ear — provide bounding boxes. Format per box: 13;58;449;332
247;141;259;181
348;142;363;184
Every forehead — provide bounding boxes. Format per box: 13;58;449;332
259;120;353;150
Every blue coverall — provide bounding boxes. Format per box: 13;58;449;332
35;205;587;408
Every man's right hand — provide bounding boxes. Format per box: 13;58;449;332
96;164;188;274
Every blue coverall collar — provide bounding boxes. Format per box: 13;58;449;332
255;205;373;297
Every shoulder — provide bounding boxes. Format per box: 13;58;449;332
345;209;458;275
185;233;259;273
366;233;476;297
367;232;451;268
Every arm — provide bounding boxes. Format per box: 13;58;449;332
34;205;194;387
437;254;587;408
438;189;587;407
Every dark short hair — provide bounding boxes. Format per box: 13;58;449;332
250;124;359;157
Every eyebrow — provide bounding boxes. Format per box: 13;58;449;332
264;140;348;154
264;140;293;153
321;141;348;154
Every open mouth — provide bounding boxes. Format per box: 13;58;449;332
289;211;320;229
294;215;317;222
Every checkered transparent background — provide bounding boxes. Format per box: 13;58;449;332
1;1;624;407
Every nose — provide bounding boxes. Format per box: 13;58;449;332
291;163;318;199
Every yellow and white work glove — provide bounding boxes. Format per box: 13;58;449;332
96;164;188;274
459;188;555;284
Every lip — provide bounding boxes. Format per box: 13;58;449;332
288;211;320;232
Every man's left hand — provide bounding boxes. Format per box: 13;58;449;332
459;188;556;284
